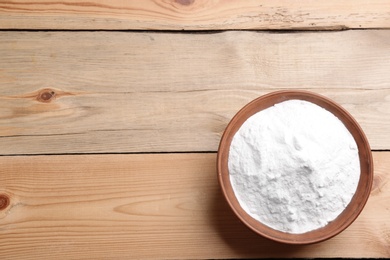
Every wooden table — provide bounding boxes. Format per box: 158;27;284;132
0;1;389;258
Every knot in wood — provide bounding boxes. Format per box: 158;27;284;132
175;0;195;6
37;89;56;103
0;194;10;210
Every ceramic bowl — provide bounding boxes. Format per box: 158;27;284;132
217;90;373;244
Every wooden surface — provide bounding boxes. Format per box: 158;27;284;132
0;153;389;259
0;1;390;259
0;0;390;30
1;30;390;154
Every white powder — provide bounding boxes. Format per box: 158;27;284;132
228;99;360;234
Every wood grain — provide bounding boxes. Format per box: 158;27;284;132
0;152;388;259
0;30;389;154
0;0;390;30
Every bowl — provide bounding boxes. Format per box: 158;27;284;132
217;90;373;244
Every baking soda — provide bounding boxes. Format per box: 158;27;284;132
228;99;360;234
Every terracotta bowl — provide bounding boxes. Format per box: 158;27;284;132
217;90;373;244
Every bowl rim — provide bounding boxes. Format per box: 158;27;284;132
217;90;374;245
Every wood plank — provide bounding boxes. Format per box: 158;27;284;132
1;30;390;154
0;152;388;259
0;0;390;30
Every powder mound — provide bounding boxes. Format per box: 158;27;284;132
228;100;360;234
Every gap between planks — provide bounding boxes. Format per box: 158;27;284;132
0;152;389;259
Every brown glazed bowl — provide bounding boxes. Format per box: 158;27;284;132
217;90;373;244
